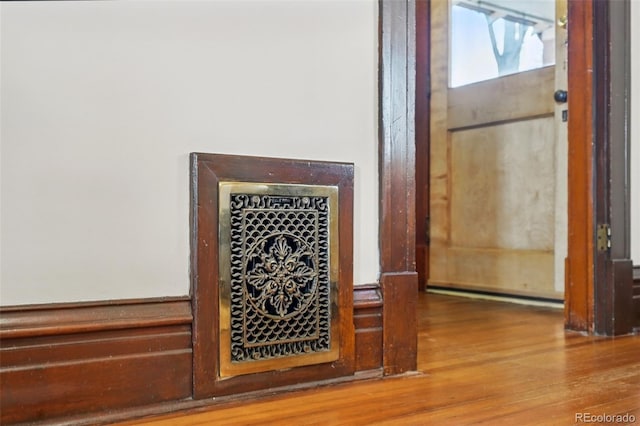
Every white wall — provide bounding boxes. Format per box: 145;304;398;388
632;0;640;265
0;0;379;305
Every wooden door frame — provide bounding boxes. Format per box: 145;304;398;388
415;0;430;293
381;0;634;340
378;0;418;375
565;0;634;335
589;0;634;335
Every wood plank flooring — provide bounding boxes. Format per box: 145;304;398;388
116;293;640;425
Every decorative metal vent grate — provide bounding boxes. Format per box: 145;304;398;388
218;183;339;377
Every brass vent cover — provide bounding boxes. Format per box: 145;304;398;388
218;182;339;377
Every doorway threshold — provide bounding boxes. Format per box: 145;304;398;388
426;287;564;310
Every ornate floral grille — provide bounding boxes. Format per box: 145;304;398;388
229;194;331;363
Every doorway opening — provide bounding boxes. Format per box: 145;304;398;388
416;0;568;305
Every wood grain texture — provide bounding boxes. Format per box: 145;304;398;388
190;153;355;399
0;284;395;426
592;0;634;336
447;67;554;130
0;299;193;425
634;266;640;329
552;0;570;299
427;0;448;254
449;119;555;252
600;259;634;335
381;272;418;375
378;0;416;273
0;297;192;339
428;0;559;300
378;0;419;375
114;293;640;426
565;0;594;332
353;284;383;372
429;247;558;300
415;0;431;292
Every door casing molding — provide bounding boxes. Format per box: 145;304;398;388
591;0;634;334
378;0;419;374
565;0;634;334
388;0;634;336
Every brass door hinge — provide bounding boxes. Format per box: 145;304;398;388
596;224;611;252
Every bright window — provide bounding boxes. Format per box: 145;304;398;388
450;0;556;88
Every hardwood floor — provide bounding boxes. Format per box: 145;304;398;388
116;293;640;425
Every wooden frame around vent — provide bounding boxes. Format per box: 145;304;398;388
190;153;355;399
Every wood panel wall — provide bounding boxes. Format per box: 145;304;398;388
0;298;194;425
0;292;385;424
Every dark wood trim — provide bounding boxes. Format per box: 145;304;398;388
379;0;419;375
0;283;389;426
634;266;640;329
566;0;634;335
598;259;634;334
190;153;355;399
354;284;383;371
565;0;595;332
378;0;417;274
109;294;640;425
0;296;191;339
381;272;418;375
592;0;634;335
0;299;193;425
41;368;384;426
415;0;430;292
353;283;384;310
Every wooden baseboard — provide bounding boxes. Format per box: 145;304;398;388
1;284;385;424
0;298;193;425
354;284;383;371
595;258;634;335
381;272;418;375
